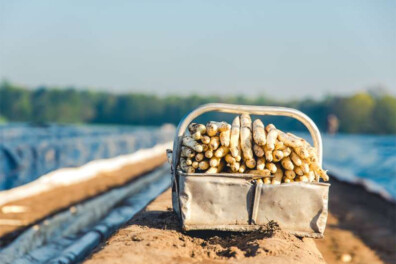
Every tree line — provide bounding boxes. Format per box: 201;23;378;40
0;81;395;134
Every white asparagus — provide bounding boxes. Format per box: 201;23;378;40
298;175;309;182
188;123;206;134
266;162;277;174
230;162;240;172
307;171;315;182
238;163;246;173
301;163;310;174
216;122;231;132
209;136;220;150
195;153;204;162
180;146;195;158
248;169;271;177
265;124;276;133
282;147;292;157
225;154;236;165
240;114;254;160
220;129;231;147
201;135;211;144
271;164;283;185
206;121;230;136
199;160;210;170
266;129;279;151
285;170;296;179
240;114;255;168
263;177;271;185
278;131;304;148
182;136;203;152
245;159;256;169
256;157;266;170
210;157;221;167
180;158;189;171
310;163;329;181
253;119;266;146
264;145;273;162
253;144;265;157
272;150;284;162
314;171;320;182
230;116;241;159
202;144;209;152
205;167;218;173
205;150;213;159
294;166;304;176
307;147;319;163
294;146;310;159
189;123;205;140
192;161;199;169
180;158;195;173
287;132;307;147
192;131;202;140
290;151;302;166
215;146;230;158
281;157;294;170
274;140;285;150
206;122;218;137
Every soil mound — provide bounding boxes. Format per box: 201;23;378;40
85;190;325;264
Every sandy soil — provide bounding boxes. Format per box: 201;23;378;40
85;178;396;264
0;153;166;243
85;189;326;264
316;177;396;264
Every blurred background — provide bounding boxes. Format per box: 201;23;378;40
0;1;395;193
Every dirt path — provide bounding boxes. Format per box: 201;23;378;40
315;177;396;264
85;189;326;264
85;178;396;264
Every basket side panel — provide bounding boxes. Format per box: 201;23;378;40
179;176;254;226
255;183;329;235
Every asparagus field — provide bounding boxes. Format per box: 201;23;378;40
179;114;329;184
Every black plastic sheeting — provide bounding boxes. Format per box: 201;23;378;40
0;165;171;264
0;124;173;190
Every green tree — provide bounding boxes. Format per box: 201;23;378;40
330;93;375;133
372;95;396;134
0;82;31;121
1;81;396;134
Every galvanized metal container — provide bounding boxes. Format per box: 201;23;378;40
168;104;329;238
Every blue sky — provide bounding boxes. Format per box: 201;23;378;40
0;0;395;99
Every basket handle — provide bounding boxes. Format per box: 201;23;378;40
172;103;323;171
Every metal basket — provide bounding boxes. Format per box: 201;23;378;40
168;103;329;238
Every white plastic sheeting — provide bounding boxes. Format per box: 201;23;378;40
0;125;174;190
0;165;171;264
0;142;172;207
